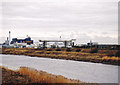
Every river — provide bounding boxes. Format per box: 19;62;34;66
0;54;119;83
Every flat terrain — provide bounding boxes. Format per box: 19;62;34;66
2;48;120;65
1;66;82;84
1;66;100;85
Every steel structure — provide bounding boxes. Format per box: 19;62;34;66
39;40;74;48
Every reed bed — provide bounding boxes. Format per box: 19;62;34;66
2;48;120;65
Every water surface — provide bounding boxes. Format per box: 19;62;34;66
0;54;118;83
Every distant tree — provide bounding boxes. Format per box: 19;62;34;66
90;48;98;53
56;49;61;51
115;51;120;57
75;49;81;52
66;48;72;52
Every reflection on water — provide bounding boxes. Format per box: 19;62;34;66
0;54;118;83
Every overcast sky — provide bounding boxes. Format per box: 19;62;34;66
0;0;119;44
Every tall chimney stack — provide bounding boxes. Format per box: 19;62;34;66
9;31;11;45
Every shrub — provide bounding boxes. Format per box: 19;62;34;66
34;48;43;50
106;52;115;57
90;48;98;53
66;48;72;52
46;49;52;51
81;49;91;53
56;49;61;51
115;51;120;57
75;49;81;52
105;50;119;57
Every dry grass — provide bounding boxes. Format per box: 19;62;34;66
1;66;82;84
1;66;99;85
18;67;81;83
2;48;120;65
1;66;30;84
102;56;119;61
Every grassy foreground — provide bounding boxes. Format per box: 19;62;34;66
2;48;120;65
1;66;98;85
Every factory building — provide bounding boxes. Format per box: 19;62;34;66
10;37;34;48
2;31;12;48
39;39;75;48
11;37;33;45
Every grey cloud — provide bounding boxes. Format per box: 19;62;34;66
1;0;118;44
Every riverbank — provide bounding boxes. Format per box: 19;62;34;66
1;54;118;83
1;66;99;85
1;66;81;84
2;48;120;65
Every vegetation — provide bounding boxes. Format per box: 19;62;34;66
1;66;99;85
115;51;120;57
75;49;81;52
2;66;79;84
46;48;53;51
18;67;80;83
2;48;120;65
56;48;62;51
66;48;72;52
90;48;98;53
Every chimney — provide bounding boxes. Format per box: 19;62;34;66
9;31;11;45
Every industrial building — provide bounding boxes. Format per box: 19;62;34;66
9;37;33;48
11;37;33;45
87;41;119;49
95;44;120;50
2;31;11;47
2;31;34;48
39;39;75;48
77;40;119;50
79;41;119;50
2;31;119;49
